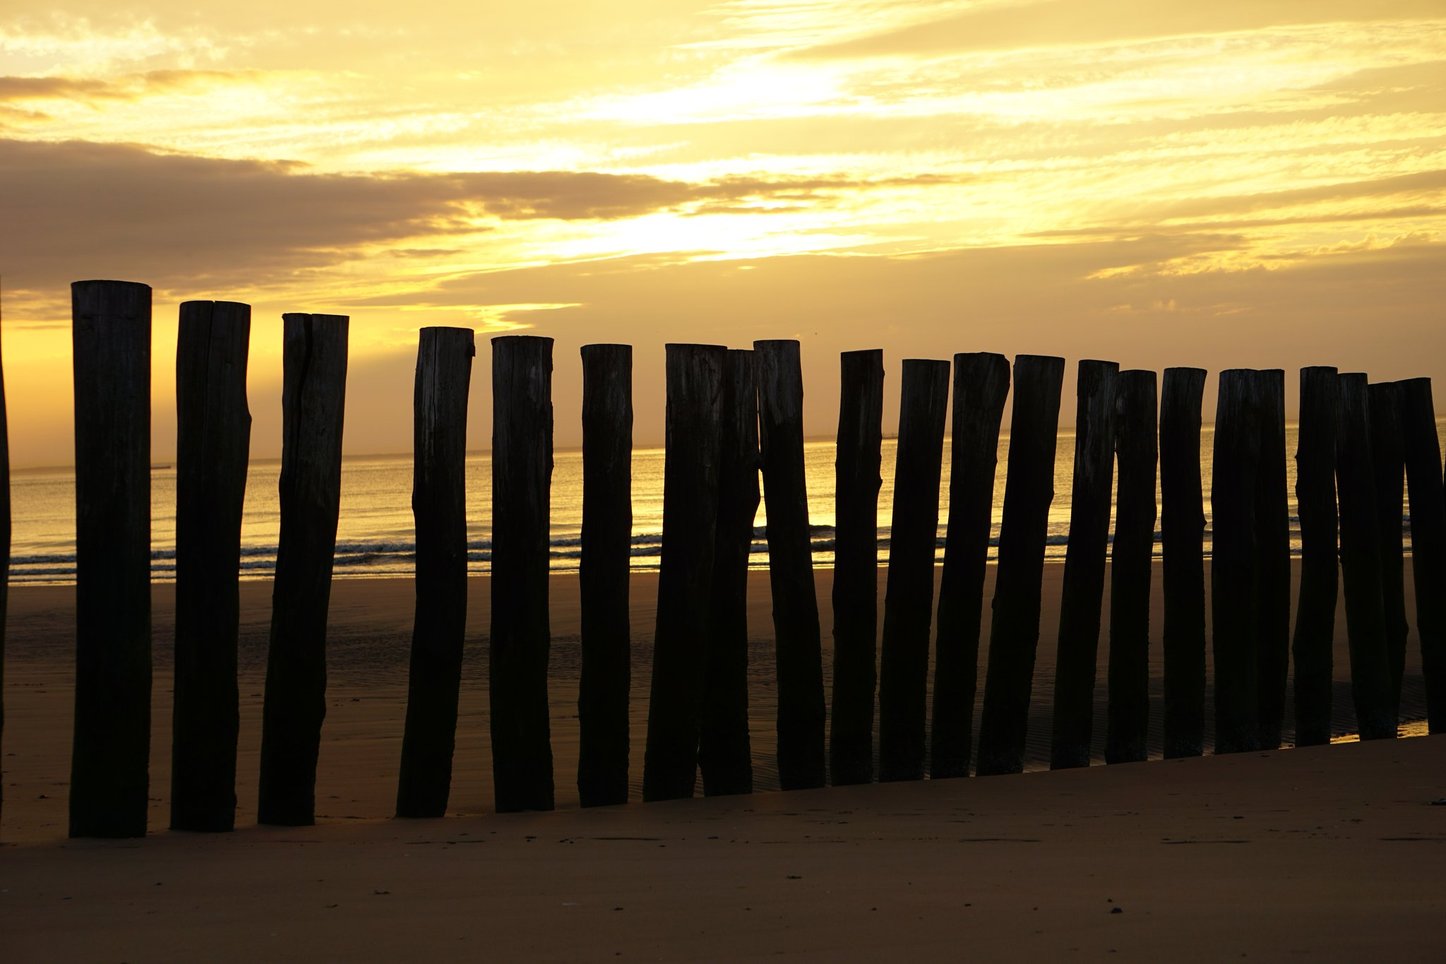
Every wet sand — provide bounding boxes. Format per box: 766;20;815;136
2;561;1441;959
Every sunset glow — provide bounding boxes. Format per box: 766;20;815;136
2;0;1443;464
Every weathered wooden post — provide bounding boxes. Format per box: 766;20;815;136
754;339;826;790
1105;369;1157;764
643;344;725;801
700;348;759;797
258;313;348;826
1291;367;1340;746
1254;370;1290;750
1048;359;1119;770
1398;377;1446;732
490;334;556;812
1160;367;1207;759
830;349;884;786
577;344;633;807
931;352;1010;779
878;359;950;782
70;280;152;838
976;354;1065;776
1368;381;1409;719
396;327;474;818
1210;370;1261;754
1335;373;1396;740
172;301;251;832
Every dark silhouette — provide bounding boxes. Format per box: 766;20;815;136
490;334;556;812
700;348;759;797
754;339;827;790
643;344;724;801
830;349;884;786
172;300;251;832
878;358;949;782
977;354;1065;776
70;280;152;839
577;343;633;807
258;313;349;825
396;327;474;818
930;352;1010;779
1050;359;1119;770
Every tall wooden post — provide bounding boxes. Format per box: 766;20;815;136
1254;370;1291;750
830;349;884;786
643;344;725;801
1368;381;1409;720
1336;373;1396;740
878;359;950;782
976;354;1066;776
396;327;474;818
700;348;759;797
1105;370;1157;764
1291;367;1340;746
1160;367;1207;759
70;280;152;838
490;335;556;812
1048;359;1119;770
754;339;826;790
1398;377;1446;733
1211;370;1261;754
172;301;251;832
931;353;1010;779
577;344;633;807
258;313;348;826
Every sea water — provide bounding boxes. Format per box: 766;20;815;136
8;422;1440;584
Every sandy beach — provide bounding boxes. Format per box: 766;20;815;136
2;561;1442;960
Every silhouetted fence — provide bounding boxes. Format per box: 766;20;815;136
9;278;1446;838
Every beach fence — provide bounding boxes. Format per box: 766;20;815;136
6;279;1446;838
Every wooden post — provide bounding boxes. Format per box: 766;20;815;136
396;327;474;818
1254;370;1291;750
69;280;152;838
700;348;759;797
976;354;1065;776
1210;370;1261;753
258;313;348;826
878;359;950;782
643;344;725;801
1160;367;1207;759
931;352;1010;779
490;335;556;812
1048;359;1119;770
1398;377;1446;733
1105;369;1157;764
577;344;633;807
754;339;826;790
1291;367;1339;747
171;301;251;832
1368;381;1408;720
1335;373;1396;740
830;349;884;786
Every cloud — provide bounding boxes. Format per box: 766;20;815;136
0;75;113;100
790;0;1446;59
331;234;1445;453
0;137;939;305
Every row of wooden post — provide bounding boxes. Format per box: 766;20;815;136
33;280;1446;838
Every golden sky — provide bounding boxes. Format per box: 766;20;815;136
2;0;1443;465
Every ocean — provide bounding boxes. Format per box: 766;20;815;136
7;422;1440;585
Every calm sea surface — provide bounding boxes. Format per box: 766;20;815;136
9;422;1443;585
